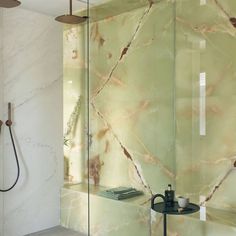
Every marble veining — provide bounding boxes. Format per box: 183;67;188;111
63;0;236;235
176;0;236;215
0;7;63;236
63;0;175;235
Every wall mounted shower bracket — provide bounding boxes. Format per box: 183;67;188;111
0;120;3;133
6;103;13;127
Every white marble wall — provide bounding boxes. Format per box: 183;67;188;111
0;8;4;236
0;7;63;236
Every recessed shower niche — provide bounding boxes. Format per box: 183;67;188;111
61;0;236;235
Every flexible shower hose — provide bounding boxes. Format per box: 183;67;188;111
0;126;20;192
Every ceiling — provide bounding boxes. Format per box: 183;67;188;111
19;0;104;17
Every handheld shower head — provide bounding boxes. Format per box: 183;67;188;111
0;0;21;8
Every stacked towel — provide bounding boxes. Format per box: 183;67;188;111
98;187;143;200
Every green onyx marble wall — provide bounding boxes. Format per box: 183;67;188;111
62;184;152;236
63;0;175;235
88;1;175;234
89;0;175;195
63;25;87;183
63;0;236;235
175;0;236;213
153;214;236;236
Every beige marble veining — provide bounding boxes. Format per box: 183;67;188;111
62;0;236;235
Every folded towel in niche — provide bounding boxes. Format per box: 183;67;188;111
98;187;143;200
106;187;134;194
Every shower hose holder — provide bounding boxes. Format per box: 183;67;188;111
0;102;20;192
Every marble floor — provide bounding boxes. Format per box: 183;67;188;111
26;226;86;236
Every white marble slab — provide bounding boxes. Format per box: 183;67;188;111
0;7;63;236
0;8;4;236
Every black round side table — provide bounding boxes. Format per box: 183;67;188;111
151;194;200;236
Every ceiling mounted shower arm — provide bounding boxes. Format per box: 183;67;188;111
70;0;73;15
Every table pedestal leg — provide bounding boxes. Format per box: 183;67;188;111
163;213;167;236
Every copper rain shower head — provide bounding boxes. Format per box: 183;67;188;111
0;0;21;8
55;0;88;24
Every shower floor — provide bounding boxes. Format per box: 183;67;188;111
26;226;85;236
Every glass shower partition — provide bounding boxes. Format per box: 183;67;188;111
88;0;176;235
174;0;236;235
61;6;90;234
61;0;236;235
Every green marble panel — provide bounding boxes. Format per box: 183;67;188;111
61;185;150;236
62;0;236;235
166;215;236;236
176;0;236;214
89;0;175;196
63;25;87;183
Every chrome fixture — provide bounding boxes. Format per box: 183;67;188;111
55;0;88;24
0;0;21;8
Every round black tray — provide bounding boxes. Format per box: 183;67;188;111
152;201;200;215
